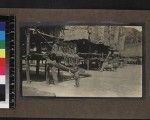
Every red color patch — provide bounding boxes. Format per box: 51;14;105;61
0;58;5;67
0;66;5;75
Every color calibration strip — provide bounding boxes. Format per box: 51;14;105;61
0;22;6;85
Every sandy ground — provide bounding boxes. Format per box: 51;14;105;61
22;65;142;97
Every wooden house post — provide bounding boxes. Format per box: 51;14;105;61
26;30;31;83
87;59;90;70
36;39;41;77
46;63;50;84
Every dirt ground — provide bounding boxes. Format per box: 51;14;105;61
22;65;142;97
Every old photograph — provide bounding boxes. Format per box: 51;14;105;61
20;23;143;97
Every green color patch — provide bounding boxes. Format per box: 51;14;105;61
0;41;5;49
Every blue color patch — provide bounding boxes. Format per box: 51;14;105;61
0;22;5;31
0;31;5;40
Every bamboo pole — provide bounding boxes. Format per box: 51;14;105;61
26;30;31;83
100;51;111;71
36;45;40;77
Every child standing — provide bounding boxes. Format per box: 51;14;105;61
73;66;80;87
69;66;80;87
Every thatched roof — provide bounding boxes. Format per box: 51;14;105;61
64;26;89;41
63;26;142;57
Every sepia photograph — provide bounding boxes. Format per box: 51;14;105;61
20;23;143;97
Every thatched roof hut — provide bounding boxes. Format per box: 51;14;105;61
63;25;142;57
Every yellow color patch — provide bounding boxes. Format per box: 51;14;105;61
0;49;5;58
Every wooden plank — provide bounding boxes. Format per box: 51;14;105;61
47;58;76;73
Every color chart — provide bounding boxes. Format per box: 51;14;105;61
0;22;6;102
0;16;16;108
